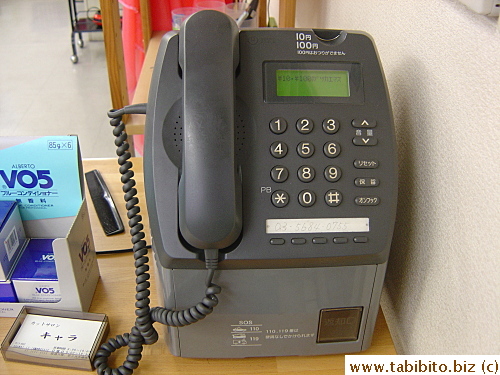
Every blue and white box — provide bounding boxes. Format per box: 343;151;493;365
0;201;27;281
11;239;61;303
0;136;83;224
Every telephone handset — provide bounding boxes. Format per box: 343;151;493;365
144;9;396;361
177;12;242;250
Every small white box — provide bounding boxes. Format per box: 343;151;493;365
1;306;109;371
11;239;61;303
0;201;27;281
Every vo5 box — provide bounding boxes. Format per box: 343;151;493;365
0;136;83;224
0;136;100;317
11;239;61;303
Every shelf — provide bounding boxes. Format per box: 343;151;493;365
73;18;102;33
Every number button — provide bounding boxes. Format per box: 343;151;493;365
323;141;341;158
272;190;289;207
298;190;316;207
270;117;287;134
296;118;314;134
271;166;289;182
324;165;341;182
322;118;339;134
325;190;343;207
270;141;288;158
297;141;315;158
298;165;315;182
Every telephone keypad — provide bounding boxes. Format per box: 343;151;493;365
269;117;382;211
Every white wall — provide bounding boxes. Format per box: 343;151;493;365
294;0;500;354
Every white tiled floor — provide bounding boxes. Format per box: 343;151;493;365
0;0;117;158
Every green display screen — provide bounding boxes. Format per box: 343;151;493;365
276;69;350;97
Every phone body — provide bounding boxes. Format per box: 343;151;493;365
144;11;397;358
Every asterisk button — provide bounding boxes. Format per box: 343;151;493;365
272;190;289;208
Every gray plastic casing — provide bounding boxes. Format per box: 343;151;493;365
154;253;387;357
143;11;397;357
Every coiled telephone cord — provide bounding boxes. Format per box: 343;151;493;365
94;104;222;375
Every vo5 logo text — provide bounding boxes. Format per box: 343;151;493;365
79;236;91;263
35;287;55;294
0;169;54;189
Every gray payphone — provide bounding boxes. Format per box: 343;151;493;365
95;9;397;373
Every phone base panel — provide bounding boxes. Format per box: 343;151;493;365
154;255;387;358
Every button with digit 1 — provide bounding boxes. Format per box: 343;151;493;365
269;117;287;134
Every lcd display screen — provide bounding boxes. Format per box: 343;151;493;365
276;69;350;97
266;218;369;234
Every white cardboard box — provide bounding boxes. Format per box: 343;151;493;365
0;199;100;317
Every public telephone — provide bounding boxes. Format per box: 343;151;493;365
95;9;397;373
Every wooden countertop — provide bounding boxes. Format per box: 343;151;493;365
0;158;396;375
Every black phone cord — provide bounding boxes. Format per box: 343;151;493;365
94;104;222;375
